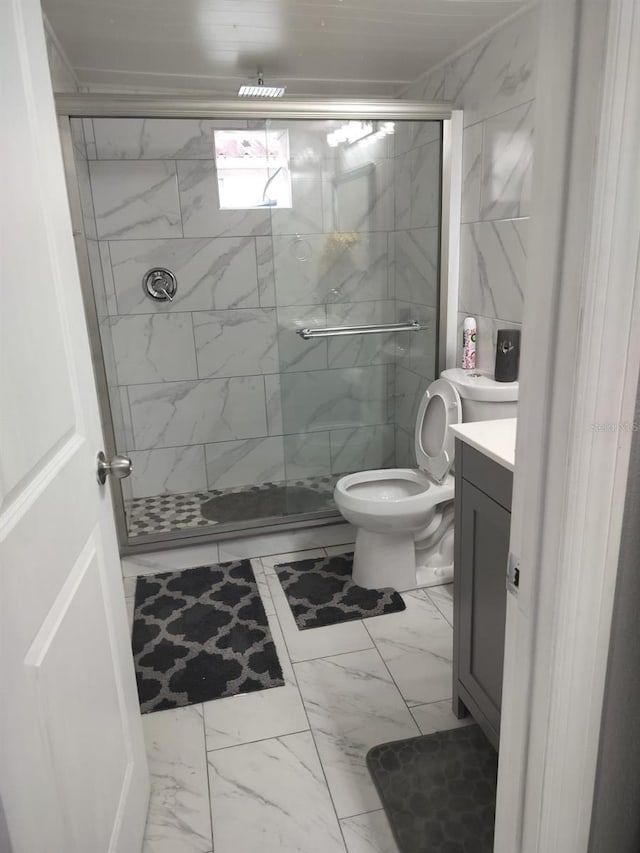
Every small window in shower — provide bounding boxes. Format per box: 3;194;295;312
213;129;293;209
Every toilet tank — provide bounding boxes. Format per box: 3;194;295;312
440;368;518;423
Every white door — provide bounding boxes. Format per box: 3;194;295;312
0;2;149;852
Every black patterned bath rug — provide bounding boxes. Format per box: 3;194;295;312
273;552;405;630
132;560;283;713
367;726;498;853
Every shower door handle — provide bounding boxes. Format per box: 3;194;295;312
96;451;133;485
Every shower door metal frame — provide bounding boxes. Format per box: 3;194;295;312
56;97;461;554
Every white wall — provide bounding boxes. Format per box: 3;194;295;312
403;7;539;371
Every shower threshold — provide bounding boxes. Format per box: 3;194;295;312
125;473;344;539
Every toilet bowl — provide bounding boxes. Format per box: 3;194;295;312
334;368;518;591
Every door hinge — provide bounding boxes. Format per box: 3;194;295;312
507;552;520;596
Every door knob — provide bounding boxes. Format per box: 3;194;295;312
97;451;133;485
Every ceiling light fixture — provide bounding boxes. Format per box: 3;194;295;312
238;73;286;98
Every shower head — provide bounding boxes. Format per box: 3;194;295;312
238;73;286;98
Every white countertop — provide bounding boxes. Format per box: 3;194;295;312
449;418;517;472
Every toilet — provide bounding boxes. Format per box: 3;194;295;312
333;368;519;591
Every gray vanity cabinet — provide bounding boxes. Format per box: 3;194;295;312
453;440;513;750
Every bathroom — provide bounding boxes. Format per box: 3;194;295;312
5;0;640;851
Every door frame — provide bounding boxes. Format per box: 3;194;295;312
495;1;640;850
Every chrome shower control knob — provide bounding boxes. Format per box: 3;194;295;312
96;451;133;485
143;268;177;302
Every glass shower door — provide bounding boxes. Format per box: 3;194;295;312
69;113;441;545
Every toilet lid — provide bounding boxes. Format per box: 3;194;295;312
414;379;462;482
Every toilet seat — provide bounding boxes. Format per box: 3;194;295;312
414;378;461;482
334;468;454;532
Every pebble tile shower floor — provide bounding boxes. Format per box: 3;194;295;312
125;475;341;538
123;546;470;853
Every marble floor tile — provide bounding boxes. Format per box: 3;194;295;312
294;648;419;818
426;583;454;627
203;684;308;752
208;731;346;853
202;607;309;750
250;558;276;616
340;810;399;853
142;705;212;853
409;699;475;736
266;570;374;663
364;591;453;706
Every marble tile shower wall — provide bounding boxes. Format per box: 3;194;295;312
403;5;538;373
392;122;442;467
74;118;406;498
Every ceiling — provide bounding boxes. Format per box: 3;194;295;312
42;0;529;98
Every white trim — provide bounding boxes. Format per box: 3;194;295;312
496;0;640;850
396;2;538;98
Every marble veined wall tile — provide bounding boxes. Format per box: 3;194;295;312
177;160;271;239
128;445;207;498
394;139;441;231
395;302;437;381
110;313;197;385
270;173;324;236
461;122;483;224
128;376;267;450
272;232;388;306
193;307;278;378
394;121;441;157
480;100;534;221
86;239;108;321
264;374;283;436
255;236;276;306
89;160;182;240
280;365;390;435
394;227;439;307
443;6;539;127
326;301;396;369
276;305;328;373
109;236;259;314
330;424;395;475
283;432;332;479
395;426;415;468
324;158;395;234
98;241;118;315
205;437;285;489
459;218;527;323
93;117;249;160
395;366;428;436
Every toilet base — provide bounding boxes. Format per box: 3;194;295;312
351;504;455;592
352;529;416;591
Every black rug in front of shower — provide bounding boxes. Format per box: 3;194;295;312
367;726;498;853
274;552;405;630
132;560;284;713
200;482;333;524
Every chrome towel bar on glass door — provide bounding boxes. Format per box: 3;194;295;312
296;320;423;340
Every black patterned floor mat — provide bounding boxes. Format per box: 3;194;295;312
367;726;498;853
132;560;283;713
274;552;405;630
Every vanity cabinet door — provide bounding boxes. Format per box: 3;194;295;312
457;478;509;744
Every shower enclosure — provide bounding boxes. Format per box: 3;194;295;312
57;97;455;551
